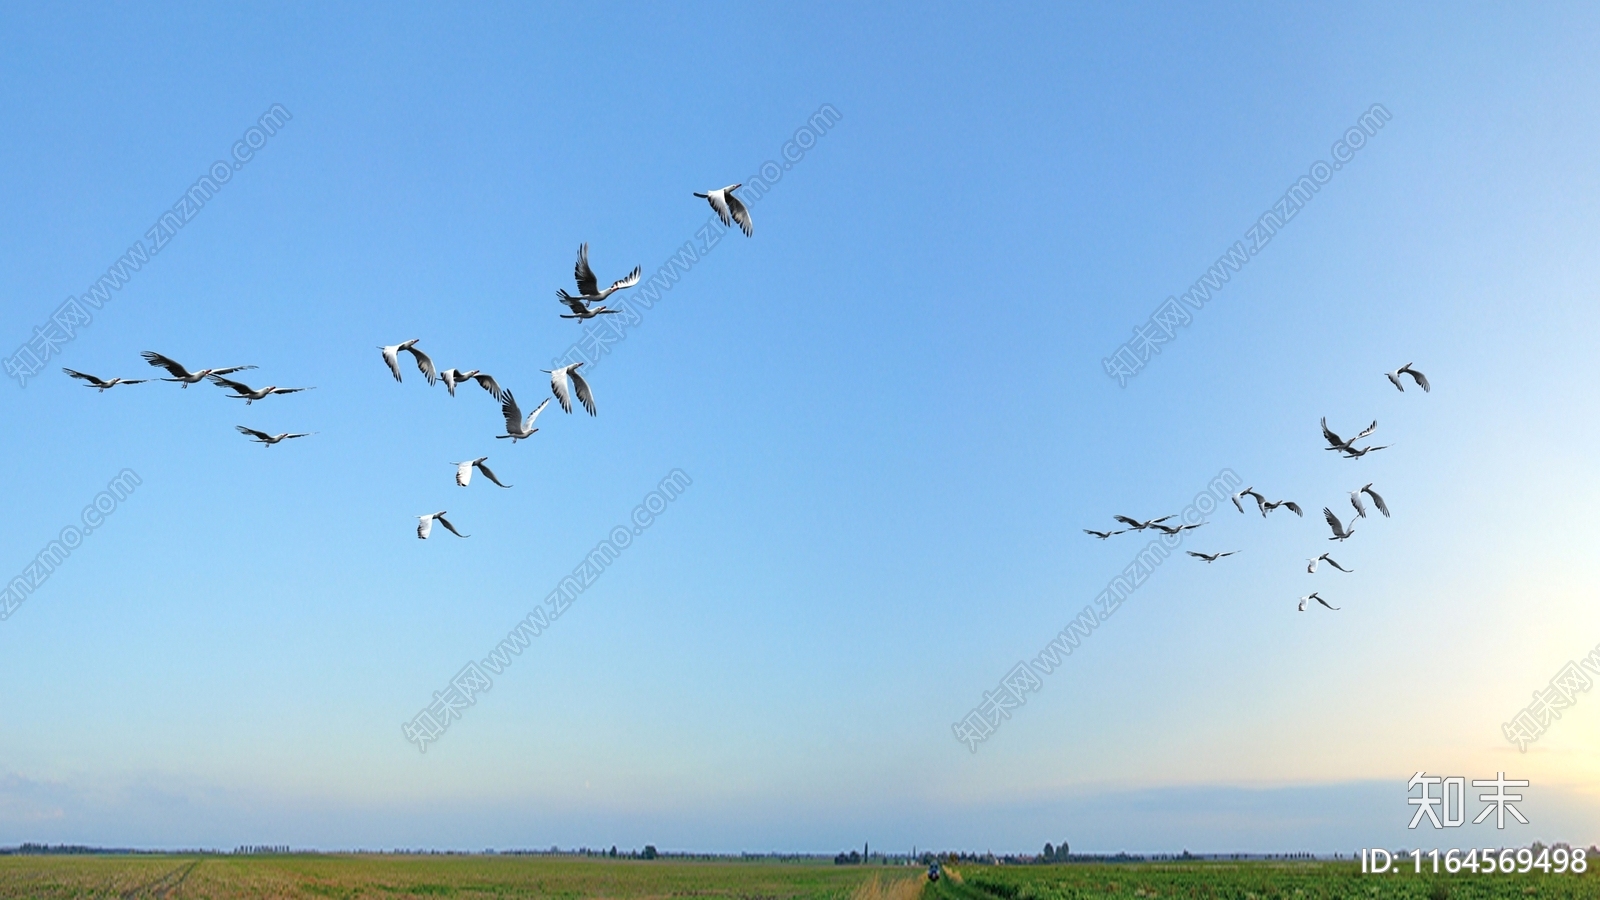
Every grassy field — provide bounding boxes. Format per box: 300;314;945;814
931;860;1600;899
0;856;1595;899
0;854;923;899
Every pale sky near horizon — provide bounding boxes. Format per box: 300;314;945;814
1;2;1598;854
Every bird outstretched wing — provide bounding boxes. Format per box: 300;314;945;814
475;460;512;488
381;346;404;381
1320;416;1339;446
472;373;503;401
62;368;108;386
500;391;525;432
726;189;753;237
1403;364;1430;392
569;367;596;416
525;397;550;430
557;292;589;315
550;368;574;413
574;243;599;296
607;266;642;295
1364;485;1390;517
141;352;192;378
404;344;437;385
209;374;253;394
702;189;733;227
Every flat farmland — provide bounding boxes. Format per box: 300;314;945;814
0;854;921;899
930;861;1600;900
5;856;1597;899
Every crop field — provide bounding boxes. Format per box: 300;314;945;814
0;854;921;900
1;856;1596;899
931;861;1600;900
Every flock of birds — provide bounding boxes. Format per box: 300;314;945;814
62;185;756;540
65;351;317;447
1084;362;1431;613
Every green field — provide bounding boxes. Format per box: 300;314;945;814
932;860;1600;900
0;856;1595;899
0;854;917;900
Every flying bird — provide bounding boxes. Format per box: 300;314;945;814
235;426;314;446
1321;417;1377;452
1322;507;1356;541
1385;363;1430;393
207;375;312;404
1262;499;1303;517
694;184;753;236
545;362;596;415
379;339;437;386
1231;487;1266;515
1298;592;1340;611
440;368;503;401
1186;551;1238;563
495;392;548;442
1307;553;1353;574
557;292;621;320
559;243;641;306
454;457;512;488
417;511;468;539
1349;483;1390;519
1150;521;1204;535
1112;515;1175;531
1337;442;1391;460
140;351;255;387
62;368;147;391
1083;528;1127;540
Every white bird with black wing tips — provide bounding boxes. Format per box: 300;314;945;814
379;339;437;385
1322;507;1356;541
1386;362;1430;393
1298;592;1339;611
140;351;255;387
1321;417;1377;453
1349;483;1390;518
559;243;640;306
495;392;548;442
544;362;596;416
694;184;753;236
1263;499;1303;517
207;375;313;404
1083;528;1126;540
1231;487;1266;515
1338;442;1390;459
1186;551;1238;563
235;426;314;446
1112;515;1174;531
454;457;512;488
1307;553;1353;574
417;511;468;539
440;368;503;401
62;368;147;391
557;292;621;320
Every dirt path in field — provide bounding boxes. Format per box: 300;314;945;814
119;859;202;899
849;871;929;900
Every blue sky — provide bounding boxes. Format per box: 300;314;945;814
1;2;1598;853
